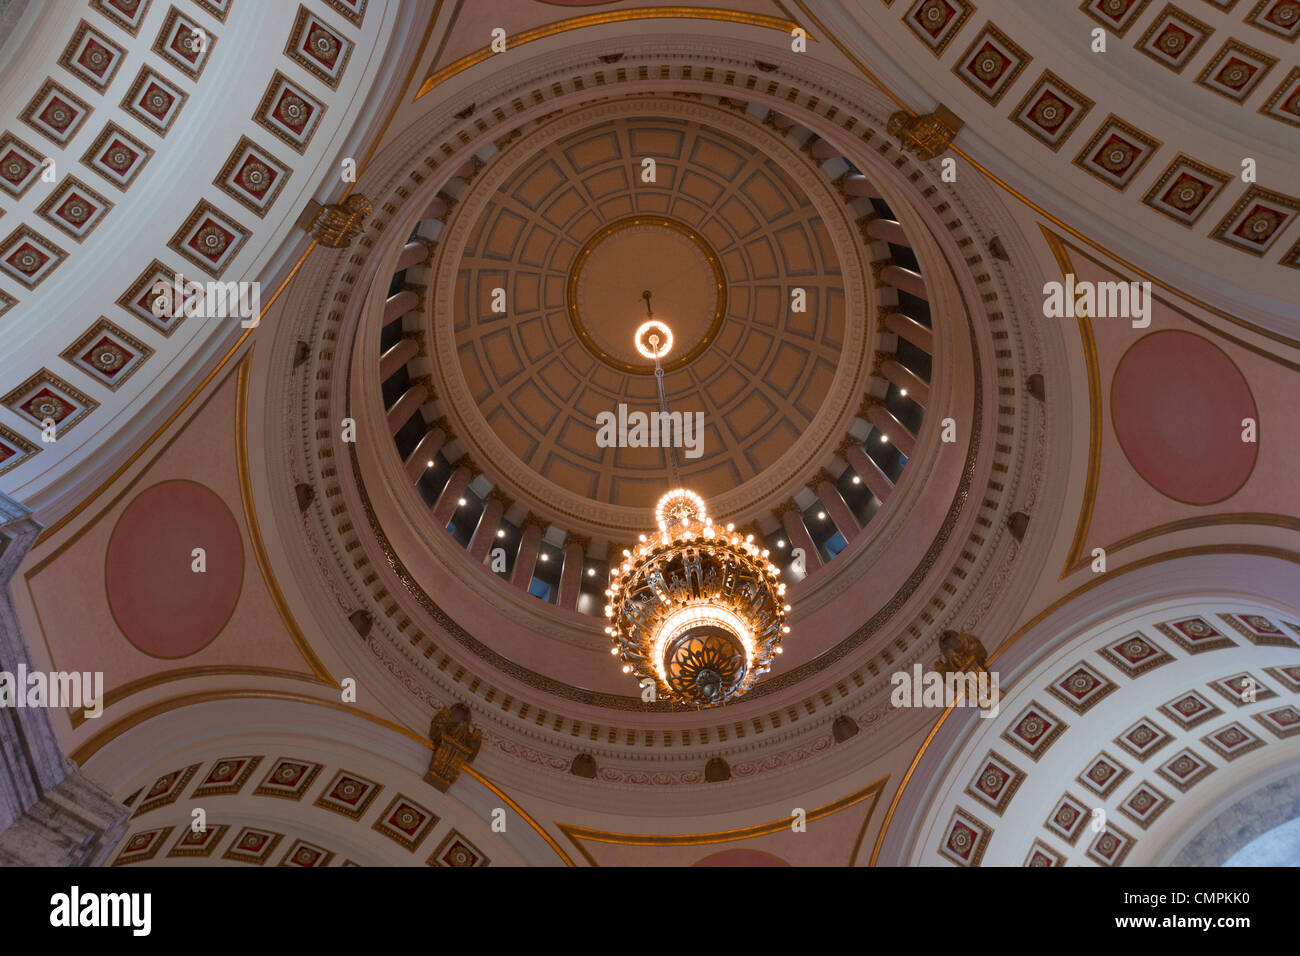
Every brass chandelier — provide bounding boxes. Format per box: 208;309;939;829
604;293;790;706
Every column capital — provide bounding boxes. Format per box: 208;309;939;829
869;258;896;288
428;415;454;442
773;498;800;519
565;534;590;555
402;329;427;356
811;467;839;490
857;393;884;418
855;212;880;245
835;435;859;458
407;374;435;399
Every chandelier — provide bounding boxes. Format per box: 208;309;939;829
604;294;790;706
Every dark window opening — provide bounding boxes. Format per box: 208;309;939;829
896;338;932;383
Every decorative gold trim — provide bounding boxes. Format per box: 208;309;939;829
791;1;911;113
462;767;574;866
868;542;1300;865
565;215;727;375
68;666;326;729
558;775;886;866
416;8;811;99
1043;227;1101;578
236;356;335;684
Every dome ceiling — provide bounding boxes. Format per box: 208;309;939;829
445;107;850;515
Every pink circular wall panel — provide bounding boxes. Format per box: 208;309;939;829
1110;331;1257;505
106;480;244;658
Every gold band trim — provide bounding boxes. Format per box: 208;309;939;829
559;775;886;866
564;215;727;375
417;8;810;99
1042;226;1102;578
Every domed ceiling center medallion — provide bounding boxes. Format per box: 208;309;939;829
567;215;726;374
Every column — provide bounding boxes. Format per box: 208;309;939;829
810;138;840;160
511;522;542;589
880;358;930;406
467;495;504;564
845;443;895;505
866;403;917;458
843;174;883;199
379;337;418;380
395;241;430;271
884;312;933;353
865;218;909;246
404;424;447;481
383;289;419;323
422;197;447;219
880;264;927;300
386;383;429;436
556;537;587;610
780;505;823;569
815;473;860;538
431;465;471;529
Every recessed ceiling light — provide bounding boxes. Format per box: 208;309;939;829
426;460;434;467
458;498;467;506
880;434;889;443
587;568;596;576
852;475;861;484
900;389;908;397
497;529;505;538
541;553;549;561
777;540;787;548
817;511;826;520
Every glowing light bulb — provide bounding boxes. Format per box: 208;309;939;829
496;529;505;537
458;498;467;506
588;568;596;577
622;665;631;674
817;511;826;520
852;476;861;484
900;389;908;396
880;434;889;444
782;625;791;633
